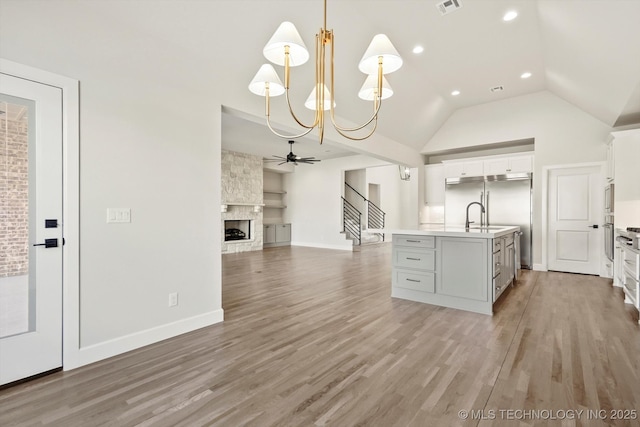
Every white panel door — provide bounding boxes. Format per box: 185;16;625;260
548;166;602;274
0;73;63;385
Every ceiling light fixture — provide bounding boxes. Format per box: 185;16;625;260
520;72;532;79
503;10;518;21
248;0;403;144
412;45;424;54
451;90;461;96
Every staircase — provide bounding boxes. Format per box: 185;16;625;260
341;183;386;246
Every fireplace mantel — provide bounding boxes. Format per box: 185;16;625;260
221;202;265;213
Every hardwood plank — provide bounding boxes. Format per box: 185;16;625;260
0;246;638;426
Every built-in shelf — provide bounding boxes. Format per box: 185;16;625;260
221;202;264;213
263;169;286;224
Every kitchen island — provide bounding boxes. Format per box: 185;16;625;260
369;225;520;315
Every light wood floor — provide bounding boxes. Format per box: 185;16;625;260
1;245;639;426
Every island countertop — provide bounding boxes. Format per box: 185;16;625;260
367;224;520;239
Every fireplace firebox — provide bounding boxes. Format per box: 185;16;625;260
225;220;251;241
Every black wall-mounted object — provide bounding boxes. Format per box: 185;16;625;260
45;219;59;228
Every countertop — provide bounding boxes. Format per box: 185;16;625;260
367;224;520;239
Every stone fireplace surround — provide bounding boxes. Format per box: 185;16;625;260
221;150;263;253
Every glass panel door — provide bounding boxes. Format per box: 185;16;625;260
0;97;36;339
0;73;63;386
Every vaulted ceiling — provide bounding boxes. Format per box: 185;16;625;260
221;0;640;160
3;0;639;162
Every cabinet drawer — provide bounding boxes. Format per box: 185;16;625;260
492;251;501;277
622;248;639;277
394;235;435;248
493;274;505;302
503;234;514;247
393;269;435;293
493;239;502;253
393;248;435;270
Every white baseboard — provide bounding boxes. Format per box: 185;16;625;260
533;264;547;271
71;309;224;369
290;241;353;251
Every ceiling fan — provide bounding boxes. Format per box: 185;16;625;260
265;140;321;166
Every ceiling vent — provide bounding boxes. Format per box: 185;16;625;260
436;0;462;16
490;85;504;92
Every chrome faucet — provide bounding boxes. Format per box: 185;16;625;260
465;202;486;229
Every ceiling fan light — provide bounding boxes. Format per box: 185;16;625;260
304;84;335;110
248;64;285;96
358;34;403;75
358;74;394;101
263;21;310;67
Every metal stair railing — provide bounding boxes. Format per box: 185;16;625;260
341;197;361;245
367;201;385;232
344;182;385;242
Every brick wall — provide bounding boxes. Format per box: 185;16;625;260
0;115;29;278
221;150;263;253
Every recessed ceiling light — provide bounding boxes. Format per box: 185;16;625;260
520;72;532;79
503;10;518;21
412;45;424;54
451;90;460;96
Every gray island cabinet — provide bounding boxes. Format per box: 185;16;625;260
378;225;519;315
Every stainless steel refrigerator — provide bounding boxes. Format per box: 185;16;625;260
444;173;532;269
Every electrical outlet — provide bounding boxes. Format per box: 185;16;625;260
168;292;178;307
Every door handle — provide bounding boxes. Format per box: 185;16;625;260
588;225;599;229
33;238;58;248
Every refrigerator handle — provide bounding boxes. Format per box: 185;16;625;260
480;192;484;226
486;191;490;226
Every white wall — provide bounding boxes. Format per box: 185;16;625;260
285;159;419;250
0;1;223;364
366;165;418;229
424;91;611;266
285;155;395;249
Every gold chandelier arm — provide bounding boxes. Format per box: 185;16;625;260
284;89;318;130
266;114;315;139
264;87;315;139
333;115;379;141
328;32;383;133
281;44;320;130
329;96;383;132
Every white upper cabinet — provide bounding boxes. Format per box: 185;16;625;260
442;153;534;179
424;164;445;205
483;154;533;175
443;160;484;178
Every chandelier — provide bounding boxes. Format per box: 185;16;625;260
248;0;402;144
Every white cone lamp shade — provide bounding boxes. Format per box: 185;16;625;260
304;84;335;110
248;64;285;96
263;22;310;67
358;74;394;101
358;34;403;75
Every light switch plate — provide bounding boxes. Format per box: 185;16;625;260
107;208;131;223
